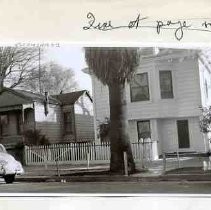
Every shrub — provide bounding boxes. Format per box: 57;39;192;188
200;107;211;134
23;129;50;146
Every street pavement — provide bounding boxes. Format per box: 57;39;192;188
2;180;211;193
1;156;211;194
18;156;209;180
0;157;211;194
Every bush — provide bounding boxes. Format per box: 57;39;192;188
97;118;110;142
23;129;50;146
200;107;211;134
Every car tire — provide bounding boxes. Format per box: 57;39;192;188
4;174;15;184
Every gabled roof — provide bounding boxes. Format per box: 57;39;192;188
52;90;93;105
0;88;59;108
14;89;59;104
0;88;92;110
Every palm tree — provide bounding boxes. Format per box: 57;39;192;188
85;47;140;174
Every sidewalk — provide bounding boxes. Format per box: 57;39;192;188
16;156;211;182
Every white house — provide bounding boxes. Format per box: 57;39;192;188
84;48;211;159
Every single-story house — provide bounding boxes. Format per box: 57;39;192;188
0;88;94;148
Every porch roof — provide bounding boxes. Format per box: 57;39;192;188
0;105;23;112
0;88;59;111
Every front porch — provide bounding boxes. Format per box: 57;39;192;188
0;105;35;147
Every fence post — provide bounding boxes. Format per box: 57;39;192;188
123;151;128;176
23;145;27;166
141;141;144;168
87;151;90;169
177;150;180;168
56;160;60;177
44;146;48;170
162;152;166;174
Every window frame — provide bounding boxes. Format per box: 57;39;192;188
130;72;150;102
63;111;74;135
159;70;174;99
137;120;151;141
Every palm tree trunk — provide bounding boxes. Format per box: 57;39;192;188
109;83;135;174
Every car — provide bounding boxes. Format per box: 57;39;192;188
0;144;24;183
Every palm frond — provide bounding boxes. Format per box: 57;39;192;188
84;47;140;85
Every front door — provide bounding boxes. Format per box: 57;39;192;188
177;120;190;149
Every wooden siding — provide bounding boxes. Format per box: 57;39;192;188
34;102;63;144
126;57;202;119
91;50;206;153
128;117;205;156
159;117;205;153
92;76;110;141
92;54;202;127
198;59;211;107
75;114;95;141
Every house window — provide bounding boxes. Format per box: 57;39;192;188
24;109;33;124
0;115;9;136
64;112;73;134
159;70;174;99
137;120;151;141
130;73;150;102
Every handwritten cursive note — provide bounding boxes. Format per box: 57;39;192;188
83;12;211;41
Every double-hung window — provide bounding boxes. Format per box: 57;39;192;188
159;70;174;99
64;112;73;134
137;120;151;141
130;73;150;102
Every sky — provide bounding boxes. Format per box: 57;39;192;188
45;45;92;93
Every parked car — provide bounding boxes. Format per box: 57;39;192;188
0;144;24;183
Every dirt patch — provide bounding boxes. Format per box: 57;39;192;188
61;168;148;177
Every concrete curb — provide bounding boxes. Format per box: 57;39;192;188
16;174;211;183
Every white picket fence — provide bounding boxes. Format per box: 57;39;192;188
24;142;156;165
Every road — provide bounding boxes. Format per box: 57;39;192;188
1;179;211;193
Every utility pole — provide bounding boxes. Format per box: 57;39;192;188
38;47;42;94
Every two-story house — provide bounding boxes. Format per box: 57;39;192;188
84;48;211;159
0;88;94;148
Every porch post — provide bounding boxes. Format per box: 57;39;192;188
33;102;36;132
72;106;77;142
21;106;25;142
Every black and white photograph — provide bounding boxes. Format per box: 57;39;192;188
1;46;211;194
1;0;211;209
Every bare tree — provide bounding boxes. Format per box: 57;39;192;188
25;61;78;95
0;47;40;91
0;46;78;96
